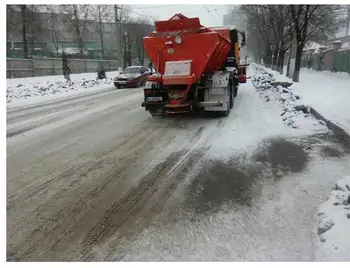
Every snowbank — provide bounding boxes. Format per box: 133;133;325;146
316;176;350;261
7;71;120;107
267;67;350;134
250;64;326;132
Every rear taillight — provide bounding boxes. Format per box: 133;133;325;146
239;74;247;83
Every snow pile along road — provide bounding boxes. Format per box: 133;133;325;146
251;63;325;131
316;176;350;261
267;66;350;134
6;71;119;104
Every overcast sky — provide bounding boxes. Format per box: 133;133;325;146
129;4;234;27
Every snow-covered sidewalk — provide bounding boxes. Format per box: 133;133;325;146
316;176;350;261
269;67;350;134
250;64;327;133
6;71;120;108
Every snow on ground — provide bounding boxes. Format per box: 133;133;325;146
6;71;120;107
267;66;350;134
315;176;350;261
250;63;327;133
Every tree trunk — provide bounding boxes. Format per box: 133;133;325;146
98;7;104;59
286;50;291;78
136;44;141;65
73;5;84;56
140;44;145;65
277;44;285;74
123;33;128;69
293;44;303;82
30;29;35;56
266;46;272;68
20;5;28;58
127;36;132;66
99;22;104;58
272;43;279;70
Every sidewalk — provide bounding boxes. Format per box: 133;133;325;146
271;68;350;134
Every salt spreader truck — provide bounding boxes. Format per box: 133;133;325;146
141;13;248;116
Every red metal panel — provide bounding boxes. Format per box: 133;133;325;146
155;17;201;32
143;14;231;84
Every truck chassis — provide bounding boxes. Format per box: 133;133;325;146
142;66;239;117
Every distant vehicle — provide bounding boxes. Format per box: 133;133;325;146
114;66;150;89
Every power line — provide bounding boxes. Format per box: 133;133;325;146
136;5;178;10
213;5;226;18
203;5;221;24
131;5;156;22
207;5;224;23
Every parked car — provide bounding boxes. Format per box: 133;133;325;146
114;66;150;89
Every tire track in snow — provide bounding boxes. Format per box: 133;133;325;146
81;134;211;260
6;88;141;138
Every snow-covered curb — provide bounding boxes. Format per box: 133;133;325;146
250;63;325;130
316;176;350;261
251;63;350;148
6;71;120;107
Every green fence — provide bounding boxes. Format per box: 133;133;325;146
302;48;350;73
333;50;350;73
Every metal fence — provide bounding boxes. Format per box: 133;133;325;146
301;48;350;73
6;57;121;78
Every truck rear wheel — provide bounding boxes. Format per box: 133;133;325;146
221;86;232;117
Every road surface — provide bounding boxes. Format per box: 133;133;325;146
7;82;350;261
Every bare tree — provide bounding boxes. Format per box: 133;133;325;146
20;5;29;58
124;17;153;65
290;5;344;82
44;5;63;55
240;4;344;81
240;5;274;67
61;4;91;55
25;5;44;55
6;5;20;53
114;5;132;61
91;5;113;58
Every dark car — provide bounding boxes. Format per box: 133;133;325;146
114;66;150;89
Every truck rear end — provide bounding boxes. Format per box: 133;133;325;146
141;13;247;116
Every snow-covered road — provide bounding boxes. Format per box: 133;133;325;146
7;73;350;261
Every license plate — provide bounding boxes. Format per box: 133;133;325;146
118;81;127;84
147;96;163;101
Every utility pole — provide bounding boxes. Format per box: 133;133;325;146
346;5;350;36
114;5;123;65
123;31;128;69
20;5;28;59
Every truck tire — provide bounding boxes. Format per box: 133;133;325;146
234;79;238;97
114;83;121;89
221;87;232;117
230;80;235;110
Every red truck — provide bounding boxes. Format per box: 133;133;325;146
141;13;248;116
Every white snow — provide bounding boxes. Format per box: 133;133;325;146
57;47;88;55
198;65;321;160
264;66;350;134
103;150;350;261
250;64;327;133
316;176;350;261
6;71;120;108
